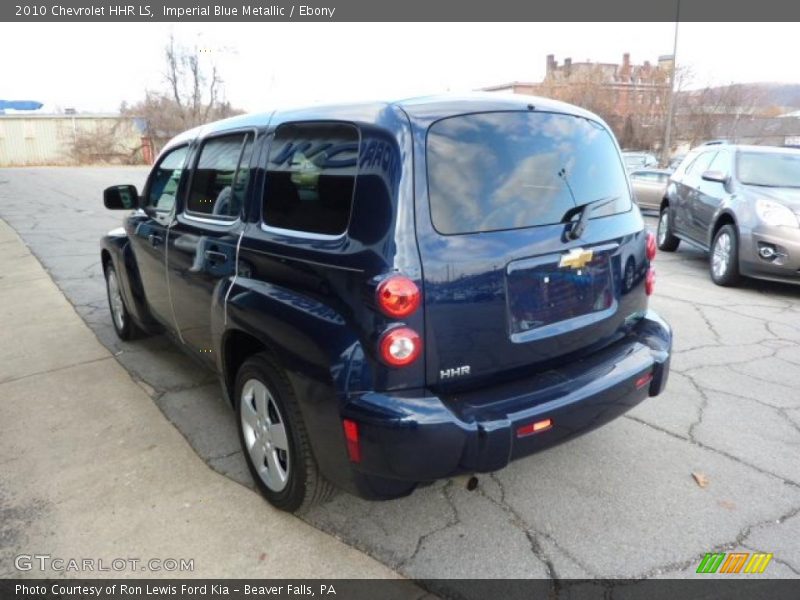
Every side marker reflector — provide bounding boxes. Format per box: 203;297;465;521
343;419;361;463
517;418;553;438
635;372;653;389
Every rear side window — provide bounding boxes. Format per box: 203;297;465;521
426;111;631;235
187;133;253;219
263;122;359;236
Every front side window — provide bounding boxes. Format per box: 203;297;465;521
737;152;800;188
707;150;731;176
426;111;631;235
187;133;253;219
263;122;359;236
147;145;189;212
684;151;717;178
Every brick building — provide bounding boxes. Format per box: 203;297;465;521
483;53;674;148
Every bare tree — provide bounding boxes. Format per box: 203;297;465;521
123;34;242;153
68;119;146;165
674;80;767;148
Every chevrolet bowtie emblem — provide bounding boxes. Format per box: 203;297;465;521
559;247;594;270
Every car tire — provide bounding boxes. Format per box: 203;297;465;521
235;353;334;513
709;224;742;287
104;262;142;340
623;257;636;293
656;206;680;252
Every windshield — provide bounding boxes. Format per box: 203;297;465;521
737;151;800;188
426;111;631;235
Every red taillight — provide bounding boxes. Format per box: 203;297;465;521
635;372;653;390
646;231;657;261
376;276;420;318
343;419;361;463
517;418;553;438
378;327;422;367
645;268;656;296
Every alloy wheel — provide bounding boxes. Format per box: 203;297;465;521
712;232;731;279
657;211;669;246
107;269;126;331
240;379;290;492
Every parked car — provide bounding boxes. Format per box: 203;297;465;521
629;168;671;211
658;143;800;286
622;151;658;171
667;155;686;171
101;94;672;512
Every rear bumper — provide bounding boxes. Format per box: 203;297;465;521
341;310;671;490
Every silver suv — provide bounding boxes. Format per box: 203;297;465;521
658;143;800;286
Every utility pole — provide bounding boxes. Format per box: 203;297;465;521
661;1;680;166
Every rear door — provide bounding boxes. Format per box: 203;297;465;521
127;144;189;326
166;131;255;364
416;110;649;389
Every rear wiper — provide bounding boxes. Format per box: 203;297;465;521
562;195;620;240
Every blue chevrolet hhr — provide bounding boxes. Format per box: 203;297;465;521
101;93;672;512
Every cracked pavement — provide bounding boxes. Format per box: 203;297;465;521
1;167;799;583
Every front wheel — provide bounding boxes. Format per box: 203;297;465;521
104;262;141;340
657;206;680;252
709;224;741;287
235;353;334;513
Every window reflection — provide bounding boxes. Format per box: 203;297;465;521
427;111;631;235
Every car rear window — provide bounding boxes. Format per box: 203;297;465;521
426;111;631;235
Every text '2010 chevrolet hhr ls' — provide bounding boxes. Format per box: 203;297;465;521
101;94;672;512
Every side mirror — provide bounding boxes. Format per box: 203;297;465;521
103;185;139;210
701;170;728;184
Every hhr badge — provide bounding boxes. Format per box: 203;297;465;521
440;365;471;379
559;247;593;270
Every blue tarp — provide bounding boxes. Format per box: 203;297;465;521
0;100;44;111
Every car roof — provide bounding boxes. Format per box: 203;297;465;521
164;92;605;151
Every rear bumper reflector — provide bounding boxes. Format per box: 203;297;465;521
635;372;654;389
516;418;553;438
343;419;361;463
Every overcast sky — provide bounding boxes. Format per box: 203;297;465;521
1;22;798;113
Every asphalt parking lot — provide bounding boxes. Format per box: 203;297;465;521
1;167;799;581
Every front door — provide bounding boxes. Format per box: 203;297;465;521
694;150;731;240
167;131;255;365
127;144;190;326
677;150;717;244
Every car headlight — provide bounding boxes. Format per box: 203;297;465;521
755;199;799;228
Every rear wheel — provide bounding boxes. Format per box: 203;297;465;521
104;262;141;340
657;206;680;252
710;224;741;287
235;353;334;513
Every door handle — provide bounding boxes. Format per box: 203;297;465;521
204;249;228;263
149;233;163;247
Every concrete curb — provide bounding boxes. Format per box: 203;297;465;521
0;218;414;583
